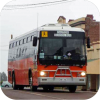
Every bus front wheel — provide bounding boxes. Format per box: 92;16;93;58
29;73;37;91
49;86;54;91
68;85;77;93
43;86;49;91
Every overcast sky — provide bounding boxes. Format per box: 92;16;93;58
0;0;100;75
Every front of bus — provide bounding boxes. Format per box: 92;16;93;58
36;28;87;89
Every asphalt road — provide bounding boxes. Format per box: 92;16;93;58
1;87;96;99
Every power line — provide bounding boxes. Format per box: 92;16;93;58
3;0;75;10
5;0;68;7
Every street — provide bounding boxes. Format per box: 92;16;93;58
1;87;96;99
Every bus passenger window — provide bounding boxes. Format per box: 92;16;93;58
17;41;19;46
23;38;26;44
19;40;21;45
28;37;31;42
20;40;23;45
12;43;14;48
31;36;34;41
9;44;11;49
16;42;17;46
27;37;30;43
23;39;24;44
14;42;16;47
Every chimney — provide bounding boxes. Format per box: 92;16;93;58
68;19;74;22
86;15;93;20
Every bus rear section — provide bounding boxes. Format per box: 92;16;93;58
32;30;87;92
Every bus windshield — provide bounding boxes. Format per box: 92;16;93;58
39;31;86;66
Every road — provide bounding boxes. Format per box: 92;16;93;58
1;87;96;99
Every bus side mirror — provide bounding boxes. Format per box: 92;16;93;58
33;37;37;46
87;37;90;48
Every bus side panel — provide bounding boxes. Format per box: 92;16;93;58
8;61;13;84
15;58;28;85
32;71;38;86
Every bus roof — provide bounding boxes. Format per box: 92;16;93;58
9;23;84;42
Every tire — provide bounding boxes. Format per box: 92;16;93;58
43;86;49;91
68;85;77;93
5;85;9;88
12;74;18;90
19;86;24;90
29;73;37;91
49;86;54;91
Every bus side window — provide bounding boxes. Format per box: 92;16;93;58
9;44;11;49
27;37;30;43
31;35;34;41
16;42;17;46
19;40;21;45
23;38;26;44
20;40;23;45
17;41;19;46
12;43;14;48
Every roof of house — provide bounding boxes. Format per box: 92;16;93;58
57;16;66;21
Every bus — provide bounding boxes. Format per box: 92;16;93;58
8;23;90;92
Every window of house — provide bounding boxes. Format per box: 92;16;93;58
87;50;94;59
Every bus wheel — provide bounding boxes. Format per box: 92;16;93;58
12;74;18;90
49;86;54;91
68;85;77;93
29;73;37;91
43;86;48;91
19;86;24;90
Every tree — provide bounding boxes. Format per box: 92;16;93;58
0;72;1;82
1;72;7;81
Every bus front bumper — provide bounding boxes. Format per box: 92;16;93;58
38;77;86;86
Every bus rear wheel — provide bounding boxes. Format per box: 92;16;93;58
12;74;18;90
19;86;24;90
68;85;77;93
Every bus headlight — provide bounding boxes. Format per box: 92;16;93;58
40;71;45;76
81;72;86;76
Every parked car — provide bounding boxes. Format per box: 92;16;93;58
1;81;12;88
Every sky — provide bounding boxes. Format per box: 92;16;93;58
0;0;100;75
